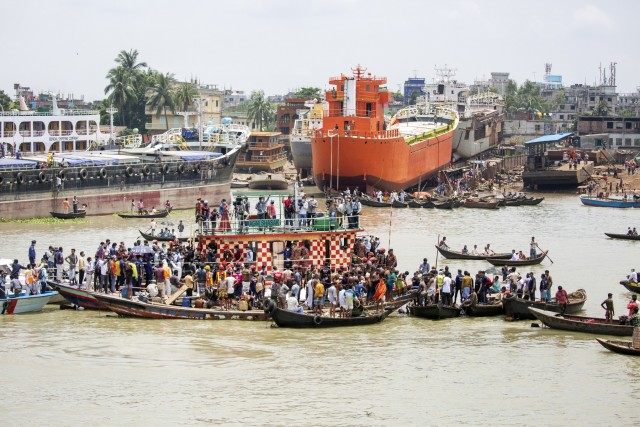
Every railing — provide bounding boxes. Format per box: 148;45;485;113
0;109;99;117
196;212;360;236
237;153;287;163
1;131;16;137
247;142;283;149
313;128;400;140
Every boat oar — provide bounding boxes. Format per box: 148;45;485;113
536;243;553;263
435;234;440;269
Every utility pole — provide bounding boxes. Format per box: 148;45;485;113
193;97;206;150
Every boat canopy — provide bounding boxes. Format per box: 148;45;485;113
0;158;38;169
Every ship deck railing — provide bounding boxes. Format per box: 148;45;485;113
196;215;359;237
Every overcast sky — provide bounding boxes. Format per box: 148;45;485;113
2;0;637;102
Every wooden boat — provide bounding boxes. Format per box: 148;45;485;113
462;301;504;317
50;210;86;219
391;200;408;208
248;174;288;190
464;199;500;209
93;293;268;320
604;233;640;241
505;198;523;207
520;197;544;206
363;289;418;312
580;196;640;208
486;251;548;266
619;280;640;293
138;230;188;242
435;245;511;260
408;200;425;208
528;307;633;336
48;281;108;311
596;339;640;356
1;291;58;314
359;198;391;207
502;289;587;320
118;209;170;219
408;303;461;320
265;300;390;328
433;199;454;209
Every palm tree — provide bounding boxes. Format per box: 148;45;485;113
146;72;177;131
247;90;274;131
115;49;147;75
104;66;136;126
174;82;198;112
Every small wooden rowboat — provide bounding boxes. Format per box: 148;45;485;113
462;301;504;317
620;280;640;293
138;230;189;242
359;198;391;207
519;197;544;206
435;245;511;260
48;281;108;311
50;210;86;219
463;199;500;209
93;293;268;320
408;303;461;320
118;209;170;219
596;339;640;356
248;174;288;190
604;233;640;241
486;251;548;266
264;300;390;328
433;199;454;209
528;307;633;336
502;289;587;320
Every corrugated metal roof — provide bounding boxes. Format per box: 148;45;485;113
524;132;574;145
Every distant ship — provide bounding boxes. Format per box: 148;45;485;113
311;65;458;192
291;100;324;177
423;67;505;160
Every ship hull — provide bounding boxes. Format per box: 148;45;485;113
291;135;312;173
311;131;454;192
0;149;239;220
451;111;504;160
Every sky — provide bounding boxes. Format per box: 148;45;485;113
2;0;638;102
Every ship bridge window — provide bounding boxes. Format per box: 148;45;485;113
366;85;370;92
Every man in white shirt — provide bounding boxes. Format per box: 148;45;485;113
287;292;304;313
441;274;452;306
510;250;518;261
224;275;236;310
327;282;337;318
470;245;479;256
629;268;638;283
298;197;307;227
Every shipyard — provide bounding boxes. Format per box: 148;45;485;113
2;1;640;426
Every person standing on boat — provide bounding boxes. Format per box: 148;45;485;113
307;196;318;227
28;240;37;266
218;200;231;232
628;295;639;318
255;197;267;220
137;199;144;215
62;198;70;213
601;293;615;323
438;237;449;249
555;286;569;314
298;196;307;227
529;237;537;258
65;249;78;285
419;258;430;275
545;270;554;302
54;248;64;281
72;196;79;214
130;199;135;215
267;200;276;220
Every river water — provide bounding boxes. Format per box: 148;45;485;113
1;193;639;426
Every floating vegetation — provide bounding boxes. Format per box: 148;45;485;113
0;217;87;224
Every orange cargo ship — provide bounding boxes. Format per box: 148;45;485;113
311;66;458;192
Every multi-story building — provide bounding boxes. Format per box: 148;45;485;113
275;97;307;135
222;90;248;108
145;83;222;135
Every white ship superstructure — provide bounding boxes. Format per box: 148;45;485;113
0;96;109;154
423;67;505;160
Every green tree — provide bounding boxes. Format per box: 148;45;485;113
617;108;635;118
391;89;403;102
593;99;610;116
247;90;274;131
146;72;177;131
174;82;198;112
105;49;148;129
104;66;137;126
0;89;10;111
295;87;322;99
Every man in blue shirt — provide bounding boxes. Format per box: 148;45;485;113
28;240;37;265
